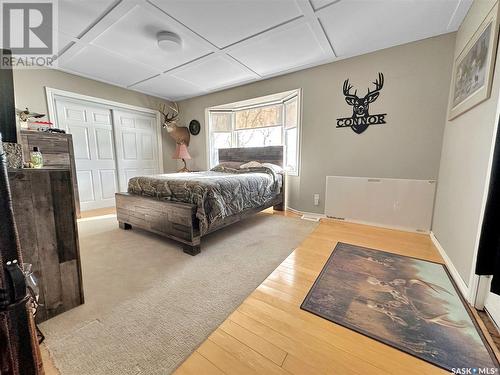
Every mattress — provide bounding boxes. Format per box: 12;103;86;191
127;168;282;234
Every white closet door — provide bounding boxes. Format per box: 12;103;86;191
112;109;159;191
55;99;118;210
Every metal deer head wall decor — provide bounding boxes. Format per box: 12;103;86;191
160;102;190;146
336;73;387;134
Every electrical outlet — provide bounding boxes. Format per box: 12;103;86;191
314;194;320;206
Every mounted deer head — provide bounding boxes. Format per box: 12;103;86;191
343;73;384;118
160;102;190;146
160;103;179;128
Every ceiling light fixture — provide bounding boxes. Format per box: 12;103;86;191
157;31;183;52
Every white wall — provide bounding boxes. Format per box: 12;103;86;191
178;33;456;213
432;0;500;288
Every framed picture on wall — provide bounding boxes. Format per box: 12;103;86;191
448;4;500;120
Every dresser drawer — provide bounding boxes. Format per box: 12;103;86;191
26;134;69;154
40;152;70;166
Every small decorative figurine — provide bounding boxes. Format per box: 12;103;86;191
30;147;43;168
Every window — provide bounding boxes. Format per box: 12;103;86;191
209;112;232;166
207;91;300;175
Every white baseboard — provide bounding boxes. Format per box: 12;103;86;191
78;213;117;222
325;217;429;234
287;205;428;233
286;206;326;219
430;231;470;300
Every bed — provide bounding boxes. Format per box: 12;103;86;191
115;146;285;255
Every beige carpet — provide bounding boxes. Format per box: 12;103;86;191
41;213;317;375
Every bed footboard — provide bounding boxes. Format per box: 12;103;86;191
116;193;201;255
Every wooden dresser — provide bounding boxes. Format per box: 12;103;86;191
19;130;80;217
9;168;84;323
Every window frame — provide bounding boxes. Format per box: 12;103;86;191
206;89;301;176
282;93;300;176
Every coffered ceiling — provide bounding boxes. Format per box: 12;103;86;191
56;0;472;101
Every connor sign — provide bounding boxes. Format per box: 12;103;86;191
336;73;387;134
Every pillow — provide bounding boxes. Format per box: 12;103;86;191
219;161;244;169
240;161;262;169
210;161;243;172
261;163;284;174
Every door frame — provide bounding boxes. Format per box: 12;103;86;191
465;88;500;310
45;87;164;175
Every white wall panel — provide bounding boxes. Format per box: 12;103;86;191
122;132;137;160
77;170;95;202
136;118;151;130
99;169;118;199
325;176;436;232
93;112;112;124
70;126;91;160
95;128;114;160
65;107;86;121
141;134;153;160
120;116;135;127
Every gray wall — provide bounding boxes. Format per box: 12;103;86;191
433;0;500;286
178;33;456;213
12;68;177;171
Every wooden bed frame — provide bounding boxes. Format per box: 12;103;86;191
115;146;285;256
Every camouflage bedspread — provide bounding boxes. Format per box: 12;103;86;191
127;168;282;235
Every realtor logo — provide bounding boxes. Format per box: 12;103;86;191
336;73;387;134
1;0;57;68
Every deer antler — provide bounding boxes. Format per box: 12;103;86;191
367;73;384;95
343;79;358;98
160;102;179;124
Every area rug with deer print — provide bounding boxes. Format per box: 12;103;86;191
301;242;499;372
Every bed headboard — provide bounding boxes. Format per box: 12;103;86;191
218;146;284;167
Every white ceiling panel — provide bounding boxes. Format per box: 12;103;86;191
132;74;205;100
228;20;328;77
58;0;118;38
92;6;213;71
60;45;159;87
171;55;258;91
318;0;460;57
54;0;469;100
149;0;303;48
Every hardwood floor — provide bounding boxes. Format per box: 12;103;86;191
479;311;500;351
175;219;496;375
79;206;116;218
40;212;499;374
